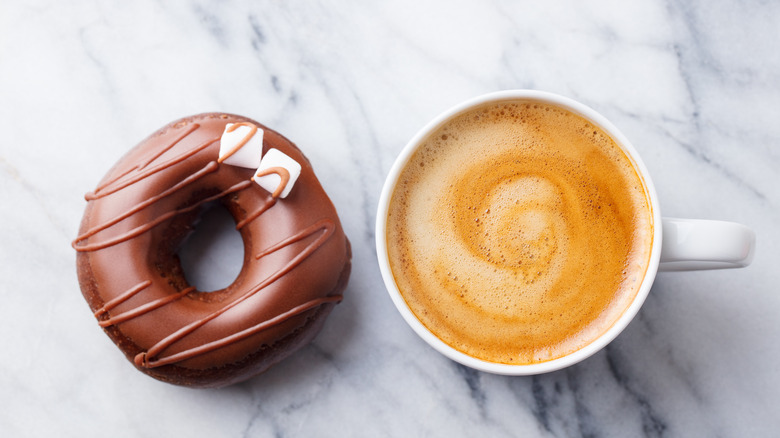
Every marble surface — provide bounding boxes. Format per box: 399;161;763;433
1;0;778;436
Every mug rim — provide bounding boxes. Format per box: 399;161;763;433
375;89;663;375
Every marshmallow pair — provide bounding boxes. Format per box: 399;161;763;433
218;123;301;198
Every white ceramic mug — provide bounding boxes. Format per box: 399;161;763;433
375;90;756;375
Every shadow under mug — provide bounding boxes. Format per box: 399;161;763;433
375;90;756;375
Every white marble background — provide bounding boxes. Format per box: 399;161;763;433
1;0;778;436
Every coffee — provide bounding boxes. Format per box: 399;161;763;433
385;101;653;364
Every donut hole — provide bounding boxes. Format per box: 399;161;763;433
177;202;243;293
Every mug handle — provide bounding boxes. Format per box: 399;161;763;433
659;218;756;271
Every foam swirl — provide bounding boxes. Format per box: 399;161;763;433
387;102;653;364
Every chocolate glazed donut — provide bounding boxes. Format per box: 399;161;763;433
73;113;351;388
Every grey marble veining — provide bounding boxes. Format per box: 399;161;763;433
1;1;778;436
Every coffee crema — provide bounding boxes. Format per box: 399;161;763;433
386;101;653;365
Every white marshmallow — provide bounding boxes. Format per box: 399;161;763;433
253;148;302;198
218;123;264;169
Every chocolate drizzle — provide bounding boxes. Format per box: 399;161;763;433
93;280;152;325
74;162;220;249
236;195;275;230
98;285;195;328
253;166;291;198
74;114;351;386
136;295;342;368
85;124;213;201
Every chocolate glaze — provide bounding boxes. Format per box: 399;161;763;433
74;113;351;388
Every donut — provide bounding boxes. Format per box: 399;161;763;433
73;113;351;388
